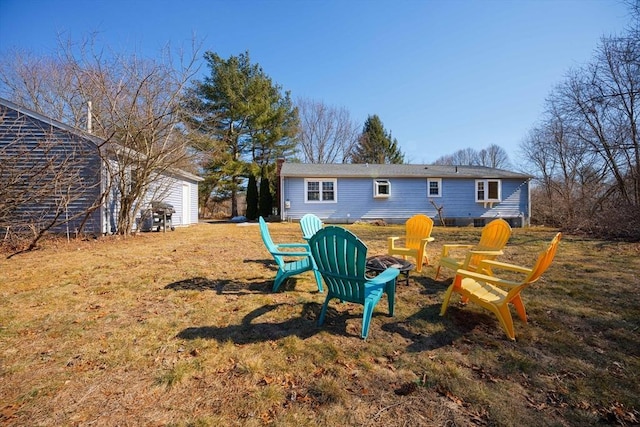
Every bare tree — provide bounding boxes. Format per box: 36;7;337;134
295;97;360;163
520;8;640;238
435;145;511;168
520;111;606;229
478;144;511;168
434;147;478;165
555;40;639;207
0;35;201;236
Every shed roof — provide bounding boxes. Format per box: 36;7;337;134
1;97;203;182
280;162;532;179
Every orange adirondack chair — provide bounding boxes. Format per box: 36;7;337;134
435;218;512;279
387;214;435;272
440;232;562;340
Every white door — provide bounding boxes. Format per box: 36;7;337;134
182;183;191;225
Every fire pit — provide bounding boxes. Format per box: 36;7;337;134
366;255;414;285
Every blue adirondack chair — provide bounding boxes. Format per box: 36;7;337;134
259;217;323;293
300;213;324;241
308;226;400;339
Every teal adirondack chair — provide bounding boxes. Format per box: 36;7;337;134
259;217;323;293
308;226;400;339
300;213;324;241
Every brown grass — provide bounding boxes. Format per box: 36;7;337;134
1;221;639;426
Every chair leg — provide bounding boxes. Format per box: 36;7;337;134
317;296;331;326
414;258;423;273
439;284;456;316
494;304;516;340
273;270;286;292
313;270;323;293
510;294;527;323
385;281;396;317
361;301;375;339
435;265;442;280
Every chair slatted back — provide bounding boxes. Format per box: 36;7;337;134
467;218;512;269
308;226;369;303
300;214;323;240
404;214;434;249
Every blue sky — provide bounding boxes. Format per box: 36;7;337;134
0;0;632;166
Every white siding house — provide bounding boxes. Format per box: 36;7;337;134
1;97;202;235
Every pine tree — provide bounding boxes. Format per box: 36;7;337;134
245;174;258;220
182;51;298;217
259;176;273;218
350;115;404;164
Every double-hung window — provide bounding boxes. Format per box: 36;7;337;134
427;178;442;197
476;179;501;203
373;179;390;198
305;178;337;203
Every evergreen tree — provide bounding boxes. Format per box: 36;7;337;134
350;115;404;164
259;175;273;218
182;51;298;217
245;173;258;220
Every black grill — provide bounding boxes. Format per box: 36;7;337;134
146;201;175;232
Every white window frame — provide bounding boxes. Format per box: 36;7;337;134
475;179;501;206
427;178;442;197
304;178;337;203
373;179;391;198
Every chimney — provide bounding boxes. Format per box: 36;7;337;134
87;101;92;134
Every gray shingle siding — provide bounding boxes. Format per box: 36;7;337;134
1;103;104;235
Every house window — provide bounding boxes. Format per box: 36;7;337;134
476;179;501;202
305;179;337;203
427;178;442;197
373;179;390;198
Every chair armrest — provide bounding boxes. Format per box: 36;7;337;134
420;237;435;244
276;243;311;250
388;236;400;251
479;259;532;275
272;250;311;257
455;269;521;288
367;267;400;285
467;249;504;256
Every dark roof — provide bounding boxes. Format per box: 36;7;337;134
280;162;532;179
0;97;203;182
1;96;104;147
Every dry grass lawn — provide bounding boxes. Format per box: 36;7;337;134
1;221;639;426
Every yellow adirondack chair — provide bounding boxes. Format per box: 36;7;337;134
435;218;512;279
440;232;562;340
387;214;435;272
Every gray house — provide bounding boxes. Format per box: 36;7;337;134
0;97;202;236
277;161;531;227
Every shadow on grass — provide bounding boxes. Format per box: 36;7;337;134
244;257;276;269
176;302;374;343
165;277;271;294
412;274;451;295
165;276;319;295
382;273;502;350
173;273;491;348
